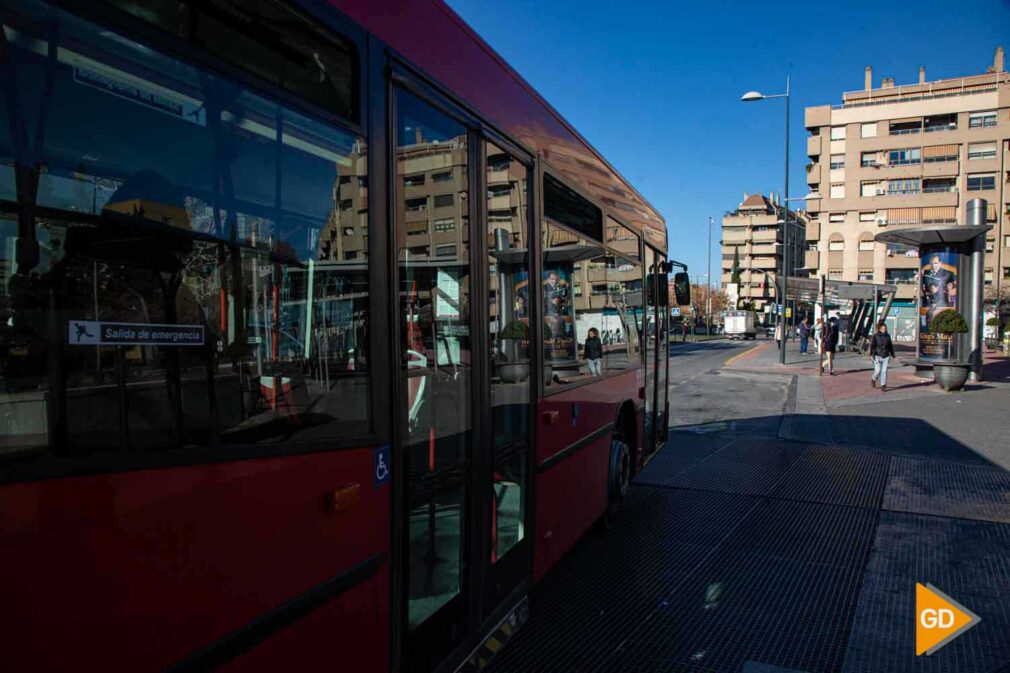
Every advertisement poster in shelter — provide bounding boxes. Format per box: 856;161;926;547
543;264;575;362
918;247;958;361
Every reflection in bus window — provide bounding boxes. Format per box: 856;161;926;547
487;142;529;563
541;222;608;383
395;91;470;631
604;219;642;370
0;0;368;461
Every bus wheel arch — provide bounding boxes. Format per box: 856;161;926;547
599;401;637;530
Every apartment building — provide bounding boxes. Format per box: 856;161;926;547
721;193;807;314
804;47;1010;303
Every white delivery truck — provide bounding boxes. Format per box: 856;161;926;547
724;310;756;340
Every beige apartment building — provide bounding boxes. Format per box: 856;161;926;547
804;47;1010;302
721;193;807;314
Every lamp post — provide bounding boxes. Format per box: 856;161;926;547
742;78;790;363
707;216;713;334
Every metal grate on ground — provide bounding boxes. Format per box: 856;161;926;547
770;445;891;510
596;498;879;673
883;456;1010;524
842;511;1010;673
638;438;808;497
484;486;761;673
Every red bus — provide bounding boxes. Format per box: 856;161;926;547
0;1;677;671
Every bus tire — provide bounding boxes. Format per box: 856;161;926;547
598;437;631;530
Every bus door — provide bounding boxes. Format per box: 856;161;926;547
643;250;669;456
393;88;533;672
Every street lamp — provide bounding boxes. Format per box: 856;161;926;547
742;77;791;363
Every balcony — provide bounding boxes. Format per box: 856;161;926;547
752;229;782;243
804;250;819;270
805;220;820;241
807;135;821;158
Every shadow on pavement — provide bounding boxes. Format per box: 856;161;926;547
486;414;1010;673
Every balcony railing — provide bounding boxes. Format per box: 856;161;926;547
922;185;957;193
924;124;957;133
889;127;921;136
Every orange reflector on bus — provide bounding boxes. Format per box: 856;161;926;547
329;483;360;513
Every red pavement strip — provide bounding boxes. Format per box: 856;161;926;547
819;363;931;403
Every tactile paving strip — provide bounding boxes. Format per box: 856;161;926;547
883;457;1010;524
484;486;760;673
597;499;878;673
842;511;1010;673
770;445;891;509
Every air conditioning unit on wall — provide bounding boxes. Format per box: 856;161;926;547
877;218;888;226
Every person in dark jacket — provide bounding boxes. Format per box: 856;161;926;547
869;320;895;391
823;316;839;375
584;327;603;376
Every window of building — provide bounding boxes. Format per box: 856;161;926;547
860;122;877;138
432;171;452;183
0;0;373;465
828;269;843;280
860;151;878;167
830;183;845;199
984;268;993;285
967;142;997;160
886;269;917;284
889;119;921;135
924;113;957;133
886;242;918;257
828;238;845;251
968;111;997;128
858;270;874;281
808;243;820;251
861;181;882;197
544;174;603;242
888;148;920;165
985;239;995;253
1005;235;1010;248
406;197;427;211
830;126;846;140
859;238;874;251
859;212;876;223
923;145;958;162
830;154;845;169
887;179;920;195
435;244;457;257
434;218;455;232
922;177;956;193
1004;267;1010;279
829;213;844;223
433;193;455;208
967;174;996;191
404;174;426;187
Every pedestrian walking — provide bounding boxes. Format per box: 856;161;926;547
584;327;603;376
681;322;689;343
798;317;811;355
823;316;839;375
869;320;895;392
814;318;824;354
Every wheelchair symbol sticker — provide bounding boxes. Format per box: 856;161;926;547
374;445;391;487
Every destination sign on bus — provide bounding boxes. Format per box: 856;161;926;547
68;320;205;347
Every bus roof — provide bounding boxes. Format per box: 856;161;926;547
332;0;667;252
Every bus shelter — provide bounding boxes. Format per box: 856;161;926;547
784;277;898;353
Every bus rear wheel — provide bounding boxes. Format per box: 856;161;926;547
598;437;631;530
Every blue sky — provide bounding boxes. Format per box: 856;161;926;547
446;0;1010;282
